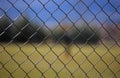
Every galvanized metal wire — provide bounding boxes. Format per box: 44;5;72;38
0;0;120;78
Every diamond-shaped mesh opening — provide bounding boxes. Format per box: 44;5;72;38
0;0;120;78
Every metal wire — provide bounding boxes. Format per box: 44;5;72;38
0;0;120;78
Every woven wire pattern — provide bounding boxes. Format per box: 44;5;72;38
0;0;120;78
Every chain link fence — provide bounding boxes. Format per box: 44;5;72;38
0;0;120;78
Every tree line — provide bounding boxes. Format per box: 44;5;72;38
0;15;46;43
0;15;100;44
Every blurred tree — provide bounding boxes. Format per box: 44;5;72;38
62;31;72;56
11;17;46;43
52;27;72;56
72;25;100;44
52;25;100;44
52;29;64;42
0;15;12;42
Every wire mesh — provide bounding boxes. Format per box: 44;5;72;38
0;0;120;78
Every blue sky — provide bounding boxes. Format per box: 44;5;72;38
0;0;120;28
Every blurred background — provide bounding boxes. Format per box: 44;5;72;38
0;0;120;78
0;0;120;44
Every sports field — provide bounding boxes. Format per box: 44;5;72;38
0;43;120;78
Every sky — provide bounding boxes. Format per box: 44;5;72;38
0;0;120;28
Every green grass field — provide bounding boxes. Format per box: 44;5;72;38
0;43;120;78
